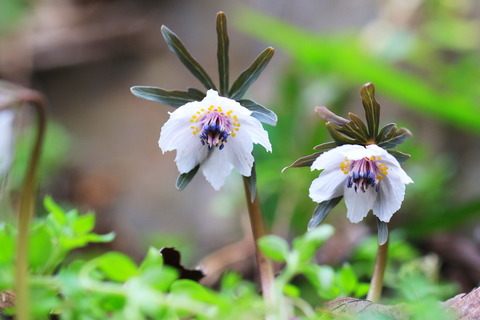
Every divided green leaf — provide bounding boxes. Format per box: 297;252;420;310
229;47;274;100
161;26;217;91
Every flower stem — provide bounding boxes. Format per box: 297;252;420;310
242;177;275;304
3;87;46;320
367;234;389;302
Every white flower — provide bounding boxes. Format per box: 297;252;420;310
0;110;15;175
159;89;272;190
309;144;413;223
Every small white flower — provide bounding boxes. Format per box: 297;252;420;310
0;110;15;175
159;89;271;190
309;144;413;223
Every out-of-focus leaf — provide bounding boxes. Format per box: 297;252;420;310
338;264;358;294
360;83;380;140
160;247;204;282
237;10;480;133
282;152;321;172
238;99;277;126
229;47;274;100
161;26;216;90
131;86;200;108
72;213;95;235
216;12;229;96
258;235;289;262
29;225;53;270
293;224;334;262
97;252;138;283
44;196;66;225
307;196;343;231
176;165;200;190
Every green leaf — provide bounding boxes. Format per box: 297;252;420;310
244;163;257;203
72;213;95;235
0;226;14;264
237;99;277;126
293;224;334;262
216;12;229;96
302;265;335;296
376;123;396;142
282;152;322;172
229;47;274;100
258;235;289;262
387;149;411;164
29;225;53;270
326;123;357;144
130;86;202;108
97;252;138;282
338;264;358;294
176;165;200;190
347;113;369;140
307;196;342;231
237;10;480;133
360;83;381;140
44;196;66;225
139;247;164;272
376;219;389;245
377;127;412;149
161;26;216;91
312;141;339;152
354;283;371;298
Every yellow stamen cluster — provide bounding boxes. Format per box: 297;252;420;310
189;105;241;137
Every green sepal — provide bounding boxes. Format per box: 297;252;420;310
337;122;368;144
307;196;343;231
237;99;277;126
347;113;369;141
376;123;396;142
161;25;217;91
377;127;412;149
229;47;274;100
376;218;389;245
130;86;205;108
387;149;411;164
176;165;200;190
244;164;257;203
216;12;229;96
312;141;340;152
326;122;357;144
282;152;322;172
360;83;380;140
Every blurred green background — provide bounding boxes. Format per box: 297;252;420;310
1;0;480;297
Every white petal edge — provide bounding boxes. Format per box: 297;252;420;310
344;186;377;223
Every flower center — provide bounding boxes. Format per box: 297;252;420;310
340;156;388;192
189;105;241;150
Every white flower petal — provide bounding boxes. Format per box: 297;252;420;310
201;149;234;190
224;132;255;177
157;89;273;190
311;144;364;171
372;159;412;222
309;169;345;203
237;113;272;152
344;186;377;223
